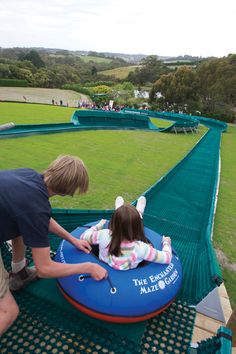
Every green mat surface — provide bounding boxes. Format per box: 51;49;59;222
25;277;146;343
143;128;223;304
1;243;196;353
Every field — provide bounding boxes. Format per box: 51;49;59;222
0;102;235;308
0;102;75;124
214;125;236;306
99;65;140;79
79;55;113;64
0;87;89;107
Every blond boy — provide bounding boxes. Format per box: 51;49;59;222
0;155;107;336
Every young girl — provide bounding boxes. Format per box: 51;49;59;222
80;196;172;270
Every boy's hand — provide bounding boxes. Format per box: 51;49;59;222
73;238;92;253
90;263;107;280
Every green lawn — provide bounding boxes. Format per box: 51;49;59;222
0;102;75;124
214;125;236;307
0;103;205;210
0;106;204;209
79;55;113;64
99;65;140;79
0;102;235;308
214;126;236;262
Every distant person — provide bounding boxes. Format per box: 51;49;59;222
60;100;63;106
81;196;172;270
0;155;107;336
52;99;55;105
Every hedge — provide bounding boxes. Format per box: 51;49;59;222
0;79;28;87
62;84;92;97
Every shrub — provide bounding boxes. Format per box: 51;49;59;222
0;79;28;87
62;84;92;97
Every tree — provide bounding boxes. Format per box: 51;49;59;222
196;55;236;120
128;55;168;85
150;66;199;112
91;66;97;76
18;50;45;69
33;68;50;87
91;85;112;94
0;63;11;78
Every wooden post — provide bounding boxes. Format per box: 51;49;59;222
226;307;236;346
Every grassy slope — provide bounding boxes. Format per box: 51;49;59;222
0;102;75;124
0;88;85;107
99;65;140;79
0;102;235;307
214;125;236;307
79;55;113;64
0;104;204;209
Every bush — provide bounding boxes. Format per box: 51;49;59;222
62;84;92;97
201;103;235;123
0;79;28;87
90;85;112;94
203;110;235;123
84;81;114;87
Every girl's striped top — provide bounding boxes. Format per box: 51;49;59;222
81;226;172;270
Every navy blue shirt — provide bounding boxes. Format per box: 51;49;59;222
0;168;51;247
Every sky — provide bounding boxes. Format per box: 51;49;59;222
0;0;235;58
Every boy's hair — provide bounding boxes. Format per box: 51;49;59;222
44;155;89;196
109;204;147;256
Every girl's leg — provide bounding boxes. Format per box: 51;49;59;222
136;196;146;218
115;196;124;210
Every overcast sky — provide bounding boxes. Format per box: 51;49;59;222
0;0;235;57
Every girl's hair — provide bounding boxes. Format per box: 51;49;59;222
108;204;148;256
44;155;89;196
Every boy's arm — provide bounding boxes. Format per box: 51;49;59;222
32;247;107;280
49;217;91;253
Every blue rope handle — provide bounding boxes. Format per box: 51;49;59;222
78;274;117;294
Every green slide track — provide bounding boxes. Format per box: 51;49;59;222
0;108;200;138
51;119;226;306
143;127;224;304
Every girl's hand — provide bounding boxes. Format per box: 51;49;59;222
95;219;107;230
73;238;92;253
162;236;171;245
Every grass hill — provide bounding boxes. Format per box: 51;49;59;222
99;65;140;79
79;55;113;64
0;87;90;107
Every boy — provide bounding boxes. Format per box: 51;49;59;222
0;155;107;336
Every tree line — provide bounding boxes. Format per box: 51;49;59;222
0;48;235;122
150;54;236;122
0;48;126;88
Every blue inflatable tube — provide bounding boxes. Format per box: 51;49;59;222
55;221;183;323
